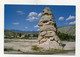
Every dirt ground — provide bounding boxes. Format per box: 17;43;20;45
4;39;75;55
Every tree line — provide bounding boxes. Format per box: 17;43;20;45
4;30;75;41
57;31;75;41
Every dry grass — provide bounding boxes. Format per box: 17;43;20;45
32;45;40;51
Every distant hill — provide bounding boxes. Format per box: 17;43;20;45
5;29;39;33
57;25;75;36
5;25;75;35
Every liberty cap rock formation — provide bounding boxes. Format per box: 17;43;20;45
38;7;63;50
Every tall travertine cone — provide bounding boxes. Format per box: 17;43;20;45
38;7;63;50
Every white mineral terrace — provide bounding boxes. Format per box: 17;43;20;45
38;7;63;50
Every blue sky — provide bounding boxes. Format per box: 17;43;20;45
5;5;75;31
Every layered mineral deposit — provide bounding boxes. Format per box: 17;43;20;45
38;7;63;50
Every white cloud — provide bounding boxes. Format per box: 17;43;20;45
37;29;40;31
26;12;41;22
38;13;41;17
16;11;25;15
59;17;64;20
28;12;37;16
12;22;19;25
27;17;38;22
34;25;39;28
69;21;75;25
66;15;75;21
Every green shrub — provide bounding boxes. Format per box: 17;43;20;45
4;48;13;51
57;31;75;41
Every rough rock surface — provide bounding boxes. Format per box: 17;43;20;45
38;7;63;50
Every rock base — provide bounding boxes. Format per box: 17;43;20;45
38;39;63;50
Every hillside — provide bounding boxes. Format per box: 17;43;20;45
4;25;75;36
57;25;75;36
